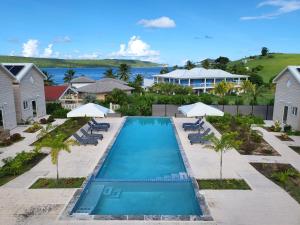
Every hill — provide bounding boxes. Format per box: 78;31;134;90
0;55;161;68
231;53;300;82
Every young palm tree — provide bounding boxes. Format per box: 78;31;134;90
184;60;196;70
103;68;116;78
118;63;131;81
63;69;76;83
206;132;241;182
42;70;55;86
134;74;143;86
35;125;77;182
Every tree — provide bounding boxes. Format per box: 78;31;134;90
103;68;116;78
35;126;77;182
242;81;264;114
201;59;210;69
214;81;230;111
215;56;230;70
184;60;196;70
160;67;169;74
42;70;55;86
173;65;179;70
261;47;269;56
249;73;264;86
105;89;129;104
134;74;143;87
118;63;131;81
206;132;241;182
63;69;76;83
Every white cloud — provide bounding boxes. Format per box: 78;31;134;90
53;36;72;43
111;36;160;62
138;16;176;28
41;44;53;57
241;0;300;20
22;39;39;57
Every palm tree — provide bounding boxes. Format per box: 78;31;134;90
214;81;229;111
35;125;77;182
160;67;169;74
249;84;264;115
206;132;241;182
103;68;116;78
134;74;143;86
63;69;76;83
184;60;196;70
118;63;131;81
42;70;55;86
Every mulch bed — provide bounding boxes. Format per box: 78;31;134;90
276;135;294;142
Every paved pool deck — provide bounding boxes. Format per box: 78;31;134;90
0;117;299;225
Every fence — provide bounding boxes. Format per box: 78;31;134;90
152;104;274;120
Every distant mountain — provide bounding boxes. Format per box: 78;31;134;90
0;55;161;68
231;53;300;82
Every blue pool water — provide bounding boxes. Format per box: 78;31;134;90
72;117;202;216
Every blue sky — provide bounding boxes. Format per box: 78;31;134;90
1;0;300;65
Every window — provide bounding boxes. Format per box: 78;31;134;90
23;101;28;110
292;107;298;116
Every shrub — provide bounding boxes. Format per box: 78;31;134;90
10;133;22;142
51;108;70;118
284;125;292;133
47;115;55;123
25;122;42;133
39;118;48;124
46;103;62;114
274;120;281;132
251;131;262;143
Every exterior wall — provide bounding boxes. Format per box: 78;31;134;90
0;69;17;130
15;67;46;122
273;70;300;130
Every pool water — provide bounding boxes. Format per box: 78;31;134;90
72;117;202;216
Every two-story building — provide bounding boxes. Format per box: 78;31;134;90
273;66;300;130
0;63;47;130
153;68;248;94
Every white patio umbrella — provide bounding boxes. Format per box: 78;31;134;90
67;103;114;118
178;102;224;117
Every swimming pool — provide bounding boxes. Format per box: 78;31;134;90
70;117;207;219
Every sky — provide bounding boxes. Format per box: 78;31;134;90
1;0;300;65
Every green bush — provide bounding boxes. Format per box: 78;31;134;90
46;103;62;114
39;118;48;124
51;108;70;118
284;125;292;133
10;133;22;142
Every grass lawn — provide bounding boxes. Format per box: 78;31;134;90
32;117;89;146
197;179;251;190
0;153;47;186
289;146;300;155
251;163;300;204
30;177;85;188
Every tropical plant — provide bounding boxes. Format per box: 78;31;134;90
105;89;129;104
234;97;244;115
214;56;230;70
184;60;196;70
35;127;77;182
160;67;169;74
63;69;76;83
201;59;210;69
118;63;131;81
214;81;230;111
103;68;116;78
206;132;241;182
42;70;55;86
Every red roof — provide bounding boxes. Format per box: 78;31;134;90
44;85;68;101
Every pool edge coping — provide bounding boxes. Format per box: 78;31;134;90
60;116;213;221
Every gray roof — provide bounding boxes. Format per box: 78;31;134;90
153;68;248;79
77;79;134;94
70;76;95;83
99;78;128;85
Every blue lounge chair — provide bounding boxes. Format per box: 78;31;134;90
88;121;108;132
190;133;213;145
73;133;98;146
182;118;201;128
91;118;110;128
184;121;204;131
188;128;211;140
80;128;103;140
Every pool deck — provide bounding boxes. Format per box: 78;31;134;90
0;117;299;225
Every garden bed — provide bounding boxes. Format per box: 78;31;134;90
0;136;25;148
289;146;300;155
207;114;279;156
276;135;294;142
251;163;300;204
0;151;48;186
197;179;251;190
30;177;85;188
24;123;42;133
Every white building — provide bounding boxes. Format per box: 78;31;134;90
273;66;300;130
153;68;248;93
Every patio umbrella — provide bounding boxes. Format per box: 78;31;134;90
67;103;114;118
178;102;224;117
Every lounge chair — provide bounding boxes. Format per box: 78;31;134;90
91;118;110;128
80;128;103;140
73;133;98;146
188;128;211;140
184;121;205;131
190;133;213;145
182;118;201;128
87;121;108;132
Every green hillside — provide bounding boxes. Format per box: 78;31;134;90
232;53;300;82
0;55;161;68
